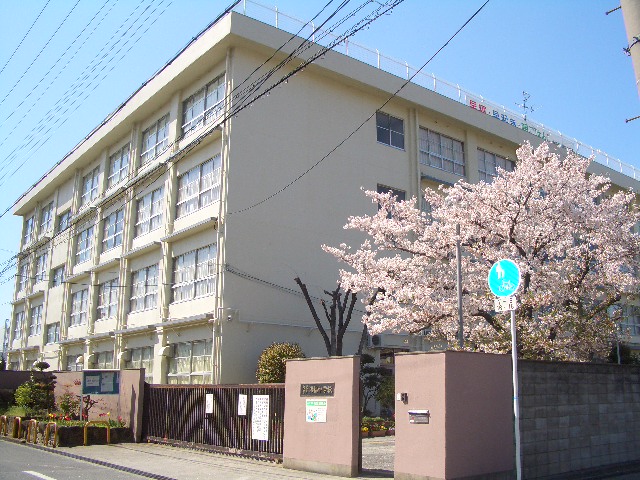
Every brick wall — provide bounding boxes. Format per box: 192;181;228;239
519;360;640;478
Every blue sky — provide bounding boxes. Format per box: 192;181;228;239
0;0;638;347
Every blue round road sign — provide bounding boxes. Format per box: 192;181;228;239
487;259;521;297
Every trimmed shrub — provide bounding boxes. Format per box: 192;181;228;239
256;342;305;383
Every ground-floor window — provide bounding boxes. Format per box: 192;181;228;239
94;350;114;369
65;354;83;371
125;346;154;383
167;339;212;384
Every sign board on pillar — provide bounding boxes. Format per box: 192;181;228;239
487;259;521;298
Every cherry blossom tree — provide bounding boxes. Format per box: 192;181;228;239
324;142;640;361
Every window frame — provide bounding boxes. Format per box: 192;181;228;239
81;166;100;206
13;311;24;340
419;128;466;176
176;156;221;218
135;187;163;237
172;244;217;303
108;144;130;188
75;225;94;264
98;278;119;320
69;288;89;326
51;266;65;287
140;114;169;165
34;252;48;283
17;260;29;292
57;210;71;233
167;339;212;384
181;74;225;136
23;215;35;246
29;304;43;336
40;202;54;233
376;111;405;150
130;264;158;313
125;346;154;383
46;322;60;344
477;148;515;183
102;208;124;252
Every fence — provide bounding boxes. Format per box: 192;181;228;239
142;383;285;460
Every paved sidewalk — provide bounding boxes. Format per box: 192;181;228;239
1;436;394;480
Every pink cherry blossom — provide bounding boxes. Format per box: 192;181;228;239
323;142;640;361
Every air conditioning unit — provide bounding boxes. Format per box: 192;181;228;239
368;334;382;348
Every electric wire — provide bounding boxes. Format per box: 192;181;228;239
0;0;52;76
229;0;491;215
0;0;82;108
0;0;407;292
0;0;116;136
0;0;165;182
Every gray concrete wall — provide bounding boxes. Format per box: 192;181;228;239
519;360;640;478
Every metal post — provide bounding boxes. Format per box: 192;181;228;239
511;309;522;480
456;224;463;348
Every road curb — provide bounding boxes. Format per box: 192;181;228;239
0;436;176;480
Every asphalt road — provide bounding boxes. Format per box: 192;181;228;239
0;441;146;480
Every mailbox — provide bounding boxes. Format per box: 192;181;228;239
408;409;430;424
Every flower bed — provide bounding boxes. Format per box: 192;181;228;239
361;416;395;437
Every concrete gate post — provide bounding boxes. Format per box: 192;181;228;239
395;351;514;480
283;356;360;477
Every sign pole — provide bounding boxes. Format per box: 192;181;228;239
487;259;522;480
511;308;522;480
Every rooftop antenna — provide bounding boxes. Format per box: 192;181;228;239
515;91;536;121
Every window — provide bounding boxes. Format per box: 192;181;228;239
34;252;48;283
477;149;515;183
94;351;114;369
125;346;154;383
40;202;54;232
51;266;65;287
70;289;89;326
172;244;216;302
376;184;406;217
98;279;119;320
65;354;83;371
135;187;163;237
181;74;225;135
168;339;212;384
102;209;124;251
57;210;71;233
419;128;465;176
130;265;158;312
75;226;94;264
23;215;35;246
81;167;100;206
29;305;42;336
46;323;60;344
621;305;640;336
176;156;221;217
13;311;24;340
108;144;130;188
17;261;28;292
376;111;404;149
141;114;169;165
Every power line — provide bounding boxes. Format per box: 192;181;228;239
229;0;491;215
0;0;82;108
0;0;403;289
0;0;52;76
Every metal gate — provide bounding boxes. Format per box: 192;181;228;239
142;383;285;460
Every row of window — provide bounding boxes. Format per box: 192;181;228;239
18;157;222;292
376;111;515;181
13;243;217;343
22;72;226;250
53;341;207;384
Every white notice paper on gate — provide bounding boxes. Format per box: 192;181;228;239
251;395;270;441
238;394;247;416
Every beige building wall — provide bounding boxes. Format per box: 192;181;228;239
6;11;640;382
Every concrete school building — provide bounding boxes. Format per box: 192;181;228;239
6;3;640;383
